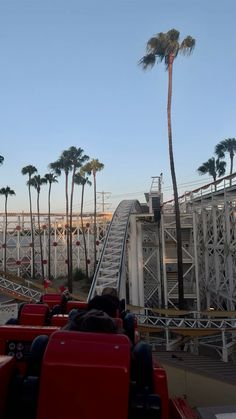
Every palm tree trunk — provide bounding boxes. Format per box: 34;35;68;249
213;175;217;191
230;152;234;186
65;173;71;291
37;192;44;281
168;54;184;309
81;184;89;278
93;172;97;275
68;168;76;293
28;184;35;278
4;197;7;272
48;183;51;279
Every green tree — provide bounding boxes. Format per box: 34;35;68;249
215;138;236;184
21;165;38;278
28;175;47;280
83;159;104;275
74;170;92;279
139;29;195;309
0;187;15;272
198;157;226;189
44;172;58;279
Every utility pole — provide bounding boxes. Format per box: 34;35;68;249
97;191;111;213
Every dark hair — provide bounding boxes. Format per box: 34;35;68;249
64;309;117;333
88;294;120;318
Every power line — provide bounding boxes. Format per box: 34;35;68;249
97;191;111;212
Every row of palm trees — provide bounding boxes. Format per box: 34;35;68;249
0;149;104;293
198;138;236;187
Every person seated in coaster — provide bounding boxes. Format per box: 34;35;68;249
87;294;120;318
64;308;118;333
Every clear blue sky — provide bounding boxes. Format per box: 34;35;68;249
0;0;235;213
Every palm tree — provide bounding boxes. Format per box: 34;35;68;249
67;147;89;289
0;156;4;166
83;159;104;274
28;175;47;281
0;187;15;272
44;172;58;279
139;29;195;309
50;151;72;289
215;138;236;184
198;157;226;189
74;170;92;279
21;165;38;278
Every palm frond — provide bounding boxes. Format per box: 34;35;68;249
21;165;37;177
147;37;159;52
44;173;58;184
216;158;226;177
180;36;196;55
198;164;208;175
167;29;180;42
0;186;15;197
139;53;156;69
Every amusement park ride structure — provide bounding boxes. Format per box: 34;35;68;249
1;173;236;362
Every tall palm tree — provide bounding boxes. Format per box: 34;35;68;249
83;159;104;274
21;165;38;278
140;29;195;309
0;187;15;272
28;175;47;281
50;151;72;289
44;172;58;279
67;147;89;289
215;138;236;184
198;157;226;189
74;170;92;279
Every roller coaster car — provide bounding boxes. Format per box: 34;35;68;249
0;328;197;419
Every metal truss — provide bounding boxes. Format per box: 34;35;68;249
135;307;236;362
194;202;236;310
161;212;198;310
0;212;110;280
162;172;236;311
136;312;236;330
88;200;142;300
0;275;42;302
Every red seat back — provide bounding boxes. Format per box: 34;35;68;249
66;300;88;313
0;356;15;418
0;325;58;375
41;293;62;309
37;331;131;419
113;317;123;329
153;366;170;419
19;304;49;326
51;314;69;327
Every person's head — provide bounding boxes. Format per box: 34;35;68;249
102;287;118;297
64;309;117;333
88;294;120;318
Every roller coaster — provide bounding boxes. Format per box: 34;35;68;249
1;177;236;359
1;175;236;417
